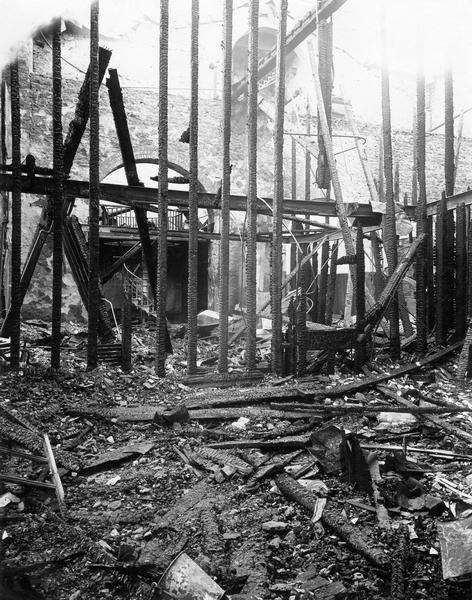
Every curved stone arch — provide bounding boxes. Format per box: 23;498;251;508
100;155;214;226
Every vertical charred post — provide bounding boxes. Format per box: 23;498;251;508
416;65;427;352
156;0;169;376
270;0;288;374
9;58;21;370
51;18;64;370
187;0;199;374
245;0;259;371
218;0;233;374
455;203;467;340
436;192;447;345
381;20;400;358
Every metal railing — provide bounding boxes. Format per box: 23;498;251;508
99;205;186;231
123;265;154;311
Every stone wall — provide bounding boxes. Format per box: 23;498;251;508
6;37;472;323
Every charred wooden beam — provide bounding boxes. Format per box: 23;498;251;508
217;0;233;374
156;0;169;377
0;47;112;342
87;0;100;370
187;0;199;374
355;226;366;365
381;20;399;358
231;0;347;101
436;192;447;345
0;75;7;317
106;69;157;303
415;66;427;352
0;172;383;218
100;241;142;285
271;0;287;374
245;0;259;371
275;473;389;569
51;18;64;370
9;58;21;369
325;240;338;325
316;15;333;190
444;68;454;198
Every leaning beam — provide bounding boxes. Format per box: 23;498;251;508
231;0;347;101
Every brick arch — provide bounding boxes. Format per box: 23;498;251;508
100;155;214;225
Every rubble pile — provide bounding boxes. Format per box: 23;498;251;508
1;325;472;599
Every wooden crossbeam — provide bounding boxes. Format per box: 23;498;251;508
0;173;380;218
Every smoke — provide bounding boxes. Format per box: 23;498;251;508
0;0;92;69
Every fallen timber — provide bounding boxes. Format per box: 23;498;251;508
275;473;389;569
268;402;472;415
377;384;472;444
186;341;463;410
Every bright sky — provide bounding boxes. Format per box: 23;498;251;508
0;0;470;74
0;0;471;130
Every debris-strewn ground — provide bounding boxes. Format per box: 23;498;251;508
2;323;472;599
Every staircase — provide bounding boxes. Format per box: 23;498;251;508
64;216;115;341
123;265;154;315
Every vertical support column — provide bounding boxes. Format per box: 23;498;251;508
87;1;100;370
411;113;418;206
187;0;199;375
436;192;447;345
325;240;338;325
370;232;384;300
9;58;21;369
455;203;467;340
444;68;454;198
415;65;427;353
51;18;64;370
310;246;319;321
121;288;132;372
290;138;301;291
245;0;259;371
445;209;456;332
318;240;329;323
296;261;307;376
316;14;332;191
0;74;8;317
218;0;233;374
355;226;366;366
381;20;400;358
426;215;435;330
270;0;287;375
156;0;169;376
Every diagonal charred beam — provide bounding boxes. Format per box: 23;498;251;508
100;242;142;285
0;47;112;339
231;0;347;101
106;68;158;303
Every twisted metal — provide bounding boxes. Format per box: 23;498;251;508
187;0;199;375
9;58;21;369
51;18;64;370
245;0;259;371
270;0;287;374
87;0;100;370
156;0;169;376
218;0;233;374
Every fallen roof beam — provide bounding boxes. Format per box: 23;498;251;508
231;0;348;101
0;173;378;218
